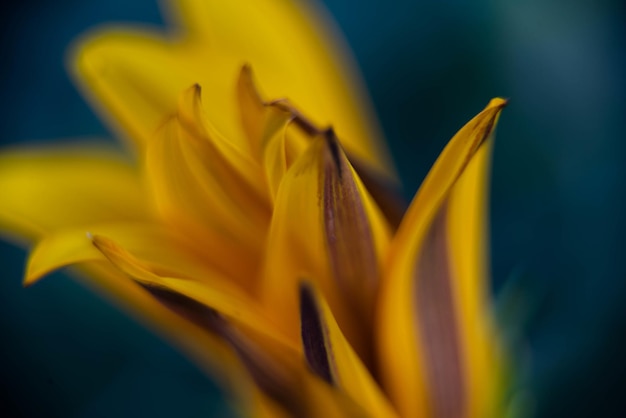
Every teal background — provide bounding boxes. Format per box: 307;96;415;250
1;0;625;416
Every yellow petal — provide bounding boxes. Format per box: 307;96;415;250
261;120;312;201
24;222;216;287
0;145;150;241
91;234;298;349
393;98;508;249
176;83;269;200
377;99;506;418
71;0;394;176
261;129;391;365
144;86;272;286
236;66;312;201
71;29;191;152
446;141;507;417
236;65;293;162
299;282;398;418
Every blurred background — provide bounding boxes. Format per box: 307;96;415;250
1;0;624;416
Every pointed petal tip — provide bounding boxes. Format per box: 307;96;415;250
23;250;55;288
23;261;51;288
183;83;202;99
22;273;39;288
322;128;343;172
298;280;335;386
241;62;253;75
298;280;313;302
90;234;116;256
488;97;509;109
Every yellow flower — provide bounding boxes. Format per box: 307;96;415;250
0;0;509;417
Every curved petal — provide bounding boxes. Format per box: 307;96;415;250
71;0;394;176
236;65;293;163
377;99;507;418
261;129;391;365
392;98;508;250
445;141;508;417
0;145;150;241
24;222;216;286
90;234;295;349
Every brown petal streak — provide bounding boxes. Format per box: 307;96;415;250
299;281;336;385
322;130;379;322
140;283;306;416
414;203;466;418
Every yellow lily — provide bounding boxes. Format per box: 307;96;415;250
0;0;509;417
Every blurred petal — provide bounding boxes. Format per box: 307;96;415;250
24;222;216;286
71;0;394;176
91;235;294;349
236;65;292;162
261;129;391;364
377;99;506;418
144;86;272;286
299;282;398;418
261;122;308;201
0;146;150;241
237;66;311;201
445;142;507;417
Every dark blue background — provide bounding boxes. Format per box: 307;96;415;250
1;1;625;416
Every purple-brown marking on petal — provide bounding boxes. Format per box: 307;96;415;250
299;281;336;385
415;203;466;418
321;130;379;316
138;283;306;416
269;99;321;138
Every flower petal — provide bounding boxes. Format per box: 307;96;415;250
261;129;391;365
236;66;311;202
72;0;395;176
236;65;293;163
377;99;507;418
299;282;398;418
444;141;508;417
144;86;272;286
393;98;508;248
0;145;150;241
90;234;295;348
24;222;216;287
